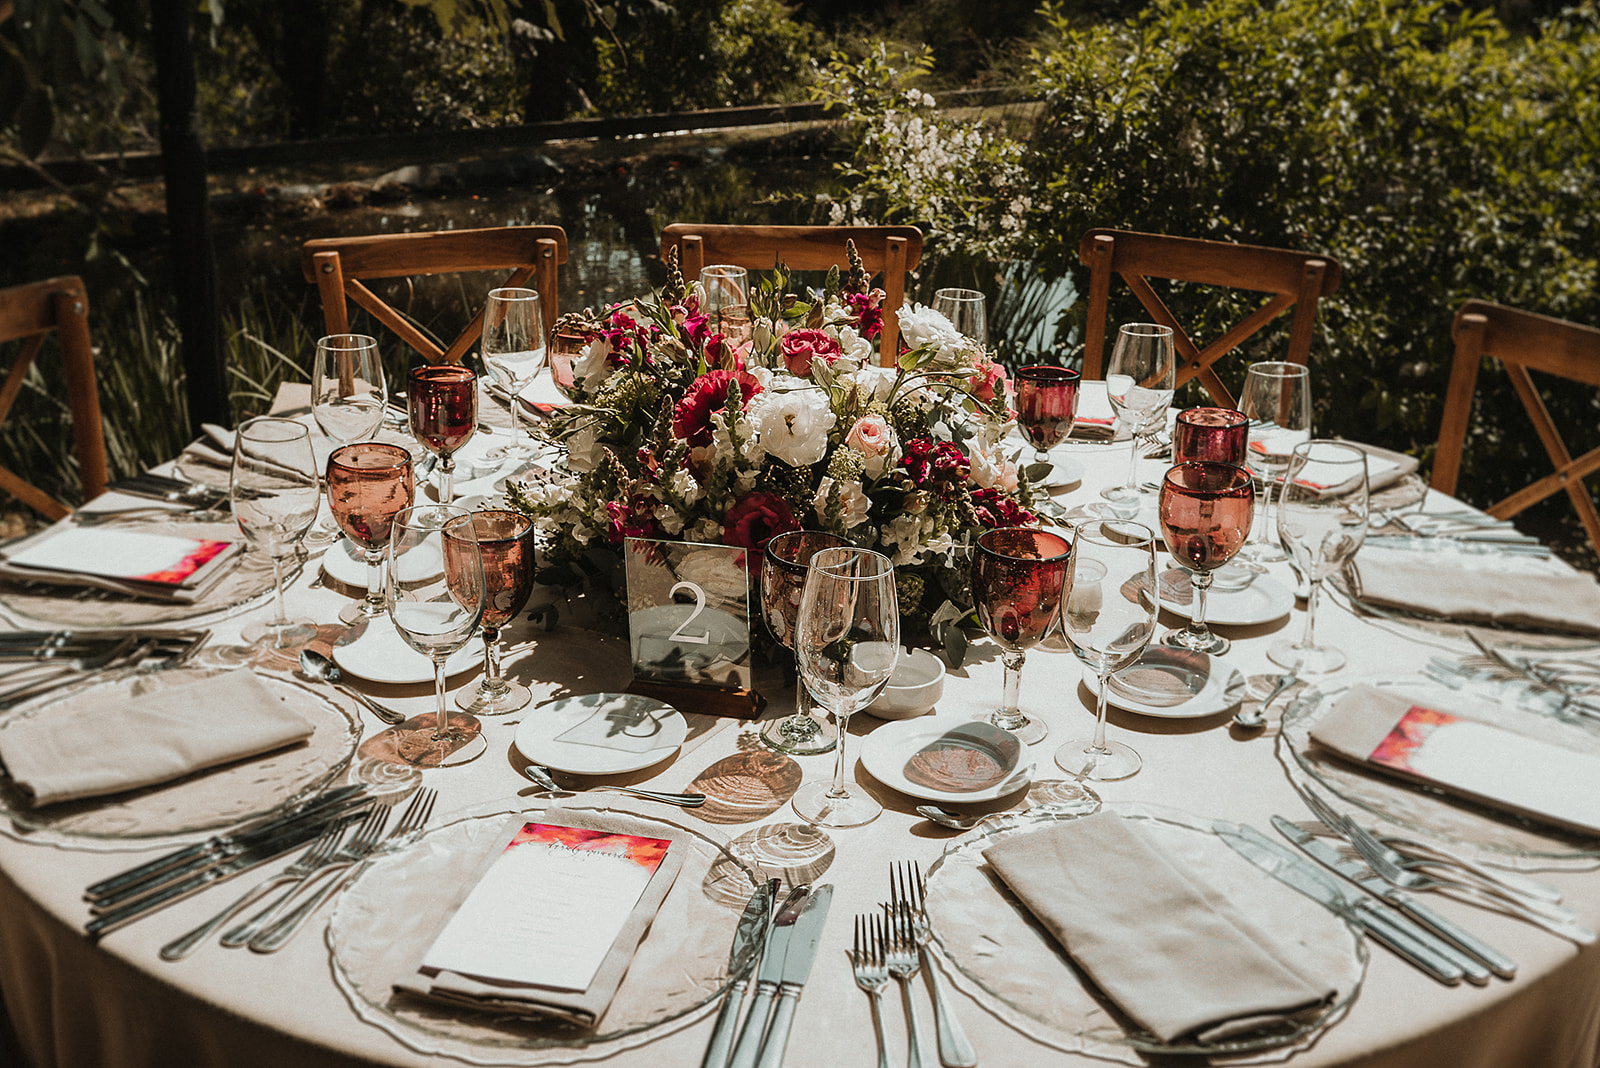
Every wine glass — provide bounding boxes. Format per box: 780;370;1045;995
1054;519;1158;781
230;418;320;650
408;364;478;505
1173;407;1249;464
1270;440;1369;674
1099;324;1177;517
308;333;387;546
480;287;547;462
1238;361;1312;563
326;442;414;625
699;265;751;343
387;504;487;768
1014;365;1080;470
1157;462;1255;655
791;546;899;828
932;287;987;347
454;509;535;715
758;529;847;757
972;527;1071;745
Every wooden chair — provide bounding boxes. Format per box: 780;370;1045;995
1079;228;1342;407
0;276;108;520
301;226;567;366
660;224;923;366
1432;300;1600;555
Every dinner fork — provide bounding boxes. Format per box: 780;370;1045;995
883;901;928;1068
891;861;976;1068
852;913;892;1068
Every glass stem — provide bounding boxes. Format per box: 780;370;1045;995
480;628;506;695
993;649;1026;731
431;655;452;739
1187;569;1214;643
508;395;523;443
363;549;384;615
439;455;455;505
826;711;851;800
1299;578;1323;651
1123;432;1140;491
1257;477;1277;545
270;552;289;625
1091;669;1112;753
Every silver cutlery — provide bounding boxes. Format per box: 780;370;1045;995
884;898;930;1068
702;880;777;1068
1232;672;1300;732
520;763;706;807
753;884;832;1068
915;806;986;831
891;861;975;1068
297;649;406;724
851;913;892;1068
728;884;813;1068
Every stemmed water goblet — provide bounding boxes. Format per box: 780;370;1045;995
1099;324;1177;517
231;418;321;650
1270;440;1369;673
1014;365;1080;474
699;265;751;343
308;333;387;547
408;364;477;505
1055;519;1158;781
1173;407;1249;465
326;442;414;625
792;546;899;828
480;287;547;462
932;287;987;347
454;509;535;715
386;504;487;767
1157;461;1255;655
759;529;847;757
1238;361;1312;563
971;527;1071;745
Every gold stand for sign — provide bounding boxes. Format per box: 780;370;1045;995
625;677;766;720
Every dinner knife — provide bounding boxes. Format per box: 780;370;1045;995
1271;816;1514;981
702;879;778;1068
754;884;833;1068
1214;821;1465;986
728;884;813;1068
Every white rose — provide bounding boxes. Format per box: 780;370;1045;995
845;363;899;405
565;419;605;472
968;439;1019;493
747;385;836;468
896;303;965;353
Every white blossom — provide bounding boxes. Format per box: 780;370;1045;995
746;385;836;467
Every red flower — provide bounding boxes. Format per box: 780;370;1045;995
780;329;843;377
902;438;970;500
968;357;1009;405
970;488;1035;528
672;369;762;448
845;290;884;341
721;492;800;575
605;495;663;544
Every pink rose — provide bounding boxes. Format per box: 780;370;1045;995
844;414;894;476
968;357;1008;405
780;329;843;377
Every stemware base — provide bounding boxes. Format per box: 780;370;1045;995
993;713;1049;746
792;781;881;828
483;438;538;463
388;712;487;768
759;712;838;756
1162;627;1231;656
240;618;317;651
1269;639;1346;674
348;756;424;797
1054;737;1141;781
339;600;386;626
1097;486;1143;519
1238;542;1288;564
455;679;532;716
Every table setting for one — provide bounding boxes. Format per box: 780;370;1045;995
6;250;1600;1068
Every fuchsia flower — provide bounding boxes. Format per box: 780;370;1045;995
672;370;762;449
605;495;663;544
902;438;970;500
970;488;1035;528
721;492;800;575
779;329;843;377
845;289;885;341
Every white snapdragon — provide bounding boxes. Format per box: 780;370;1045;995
813;476;872;529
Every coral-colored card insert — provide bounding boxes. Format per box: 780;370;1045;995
8;528;231;586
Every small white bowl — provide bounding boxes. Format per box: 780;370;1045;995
866;648;947;720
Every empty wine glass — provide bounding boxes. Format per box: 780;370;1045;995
408;364;478;505
932;287;987;348
1100;324;1177;517
972;527;1071;744
308;333;387;546
326;442;414;625
700;265;751;343
480;287;547;462
387;504;487;767
1157;462;1255;655
231;418;320;650
1173;407;1249;465
1055;519;1158;781
1014;365;1080;470
792;546;899;828
1238;362;1312;563
455;509;535;715
1271;441;1369;674
759;529;847;757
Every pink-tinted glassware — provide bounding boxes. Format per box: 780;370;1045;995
407;364;477;504
455;509;536;715
1173;407;1250;465
326;442;414;625
972;526;1071;744
758;529;848;756
1014;365;1081;466
1157;461;1255;655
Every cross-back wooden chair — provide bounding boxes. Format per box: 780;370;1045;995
660;224;923;366
1432;300;1600;555
1079;228;1342;407
0;276;108;520
301;226;567;366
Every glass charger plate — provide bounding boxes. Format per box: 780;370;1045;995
1277;675;1600;869
0;665;361;850
925;801;1367;1065
328;800;757;1066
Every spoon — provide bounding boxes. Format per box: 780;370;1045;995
522;764;706;807
916;805;986;830
1233;672;1299;731
297;649;407;725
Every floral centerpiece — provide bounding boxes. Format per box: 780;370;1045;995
505;244;1043;654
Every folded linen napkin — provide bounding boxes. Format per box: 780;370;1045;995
181;423;336;477
982;811;1335;1044
1291;442;1418;496
0;669;313;806
1349;553;1600;635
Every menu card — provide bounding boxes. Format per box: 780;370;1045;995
0;526;240;601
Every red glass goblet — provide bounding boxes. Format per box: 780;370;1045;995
327;442;415;626
455;510;536;715
1174;407;1249;465
1157;461;1256;655
1014;365;1081;468
972;526;1071;744
407;364;477;504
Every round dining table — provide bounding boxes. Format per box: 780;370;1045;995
3;395;1600;1068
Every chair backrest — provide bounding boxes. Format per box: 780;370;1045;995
1432;300;1600;554
300;226;568;366
660;224;924;366
1078;228;1342;407
0;276;108;520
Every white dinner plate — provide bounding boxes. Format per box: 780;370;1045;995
512;692;687;775
1095;646;1247;719
331;616;482;684
322;537;444;589
859;717;1034;804
1158;568;1294;626
1034;456;1085;489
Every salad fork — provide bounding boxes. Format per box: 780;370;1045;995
891;861;976;1067
883;901;928;1068
852;913;891;1068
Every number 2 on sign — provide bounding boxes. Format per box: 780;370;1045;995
667;581;712;644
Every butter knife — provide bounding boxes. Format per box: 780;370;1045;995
702;879;778;1068
755;884;833;1068
728;884;812;1068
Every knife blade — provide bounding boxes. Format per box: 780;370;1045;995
754;884;833;1068
728;884;812;1068
701;879;778;1068
1214;820;1465;985
1271;815;1512;982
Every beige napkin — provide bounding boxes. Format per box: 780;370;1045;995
1349;554;1600;635
0;669;313;806
983;812;1335;1043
